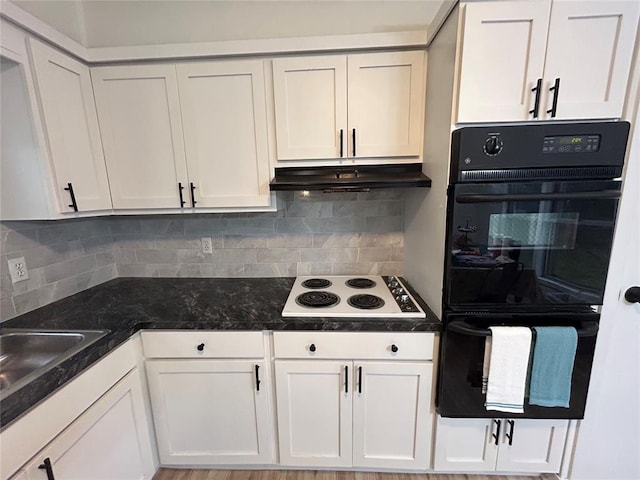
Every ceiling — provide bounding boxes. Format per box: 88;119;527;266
11;0;447;48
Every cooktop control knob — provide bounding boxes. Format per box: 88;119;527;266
484;135;503;156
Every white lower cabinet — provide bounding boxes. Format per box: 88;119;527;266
141;331;273;466
273;332;435;470
23;368;155;480
145;360;272;465
434;416;569;473
274;360;353;467
353;361;432;469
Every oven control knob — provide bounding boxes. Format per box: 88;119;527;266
389;281;399;288
393;288;404;295
400;294;409;303
484;135;503;156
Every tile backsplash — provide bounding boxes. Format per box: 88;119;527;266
1;190;404;321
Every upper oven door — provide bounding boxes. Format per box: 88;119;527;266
444;179;621;310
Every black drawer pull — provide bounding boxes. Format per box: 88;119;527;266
492;419;501;446
197;343;205;351
506;419;515;446
391;344;398;353
64;183;78;212
529;78;542;118
358;366;363;394
255;364;261;391
547;78;560;118
309;343;316;353
344;365;349;393
190;182;197;207
39;458;55;480
178;182;186;207
352;128;356;157
339;129;344;157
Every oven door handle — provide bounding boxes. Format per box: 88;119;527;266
447;320;599;337
456;190;621;203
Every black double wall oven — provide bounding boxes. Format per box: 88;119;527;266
437;121;630;419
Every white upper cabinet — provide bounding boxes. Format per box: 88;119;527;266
28;39;112;213
348;51;425;158
456;0;551;123
456;0;640;123
273;56;347;161
176;61;271;208
91;64;189;209
272;51;425;163
543;0;640;120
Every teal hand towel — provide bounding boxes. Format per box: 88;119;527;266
529;327;578;408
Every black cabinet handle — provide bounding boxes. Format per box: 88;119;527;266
339;129;344;157
624;286;640;304
189;182;197;207
344;365;348;393
506;419;515;446
38;457;55;480
64;183;78;212
492;419;502;445
178;182;186;207
352;128;356;157
529;78;542;118
547;78;560;118
255;364;261;391
197;343;205;351
391;344;398;353
309;343;316;353
358;366;363;394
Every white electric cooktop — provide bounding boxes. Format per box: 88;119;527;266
282;275;426;318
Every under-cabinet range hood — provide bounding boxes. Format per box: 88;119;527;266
269;164;431;192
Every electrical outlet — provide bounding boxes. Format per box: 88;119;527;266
201;237;213;254
7;256;29;283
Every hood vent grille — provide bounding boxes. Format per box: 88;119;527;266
270;164;431;191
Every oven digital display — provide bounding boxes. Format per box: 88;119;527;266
543;134;601;154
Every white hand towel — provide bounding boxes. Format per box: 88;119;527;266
485;326;532;413
482;336;492;395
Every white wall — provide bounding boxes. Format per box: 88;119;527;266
12;0;442;48
10;0;85;44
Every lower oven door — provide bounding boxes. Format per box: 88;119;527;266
437;312;599;419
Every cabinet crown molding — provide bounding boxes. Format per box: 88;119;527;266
2;3;427;64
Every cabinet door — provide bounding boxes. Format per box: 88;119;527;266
348;51;425;158
496;419;568;473
433;416;499;471
352;361;432;469
176;61;271;208
24;368;155;480
28;38;112;212
272;56;347;161
91;64;188;209
274;360;352;467
543;0;640;120
145;359;272;465
456;0;551;123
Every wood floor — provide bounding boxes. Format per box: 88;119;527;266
153;470;557;480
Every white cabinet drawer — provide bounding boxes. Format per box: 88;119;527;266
141;331;264;358
273;332;434;360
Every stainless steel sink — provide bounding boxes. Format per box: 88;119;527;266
0;329;109;399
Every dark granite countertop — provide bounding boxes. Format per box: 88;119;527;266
0;277;440;429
